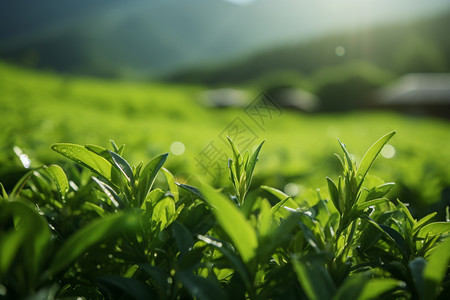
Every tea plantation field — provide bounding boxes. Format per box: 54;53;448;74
1;62;449;218
1;62;450;299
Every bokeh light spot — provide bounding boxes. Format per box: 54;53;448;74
170;141;185;156
335;46;346;56
284;183;299;197
381;144;396;159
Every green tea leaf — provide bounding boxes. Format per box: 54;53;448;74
364;183;395;202
81;201;105;216
0;202;51;282
97;275;156;300
245;140;264;187
356;131;396;189
227;137;242;176
109;150;135;186
152;197;176;231
85;144;113;163
202;184;258;263
424;237;450;298
355;198;389;213
260;185;297;211
176;270;228;300
47;213;138;277
379;224;410;259
356;278;404;300
92;176;124;208
10;169;34;201
172;221;194;254
44;164;69;198
418;222;450;238
177;183;205;200
409;257;427;300
51;143;113;182
197;234;251;288
327;177;341;213
136;153;168;207
162;167;179;202
139;265;169;298
413;212;437;236
338;139;353;172
293;258;336;300
0;182;8;200
334;274;402;300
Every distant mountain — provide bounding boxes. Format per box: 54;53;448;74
168;10;450;86
1;0;450;78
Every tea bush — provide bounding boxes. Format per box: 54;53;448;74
1;132;449;299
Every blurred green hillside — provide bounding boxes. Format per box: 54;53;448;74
1;62;449;219
169;10;450;85
2;1;449;78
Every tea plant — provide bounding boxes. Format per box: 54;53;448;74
1;133;449;299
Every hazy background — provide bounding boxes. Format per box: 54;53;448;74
1;0;450;78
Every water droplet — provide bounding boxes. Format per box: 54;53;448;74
19;154;31;168
96;264;101;269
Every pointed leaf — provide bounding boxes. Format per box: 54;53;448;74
51;143;113;182
379;224;410;259
424;237;450;298
364;183;395;202
136;153;168;207
227;137;242;176
152;197;176;231
97;275;156;300
412;213;437;236
261;185;298;210
356;131;396;189
92;177;123;208
197;234;252;290
44;164;69;198
176;270;228;300
418;222;450;238
338;139;353;171
162;167;179;202
1;182;9;200
356;279;403;300
139;265;169;297
177;183;205;200
85;144;113;163
355;198;389;212
109;150;134;185
334;274;402;300
47;213;138;277
10;169;34;200
327;177;341;213
202;184;258;263
293;258;336;300
245;141;264;187
172;221;194;254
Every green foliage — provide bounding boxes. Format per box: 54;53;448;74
1;133;449;299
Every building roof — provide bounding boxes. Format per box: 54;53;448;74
377;73;450;106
